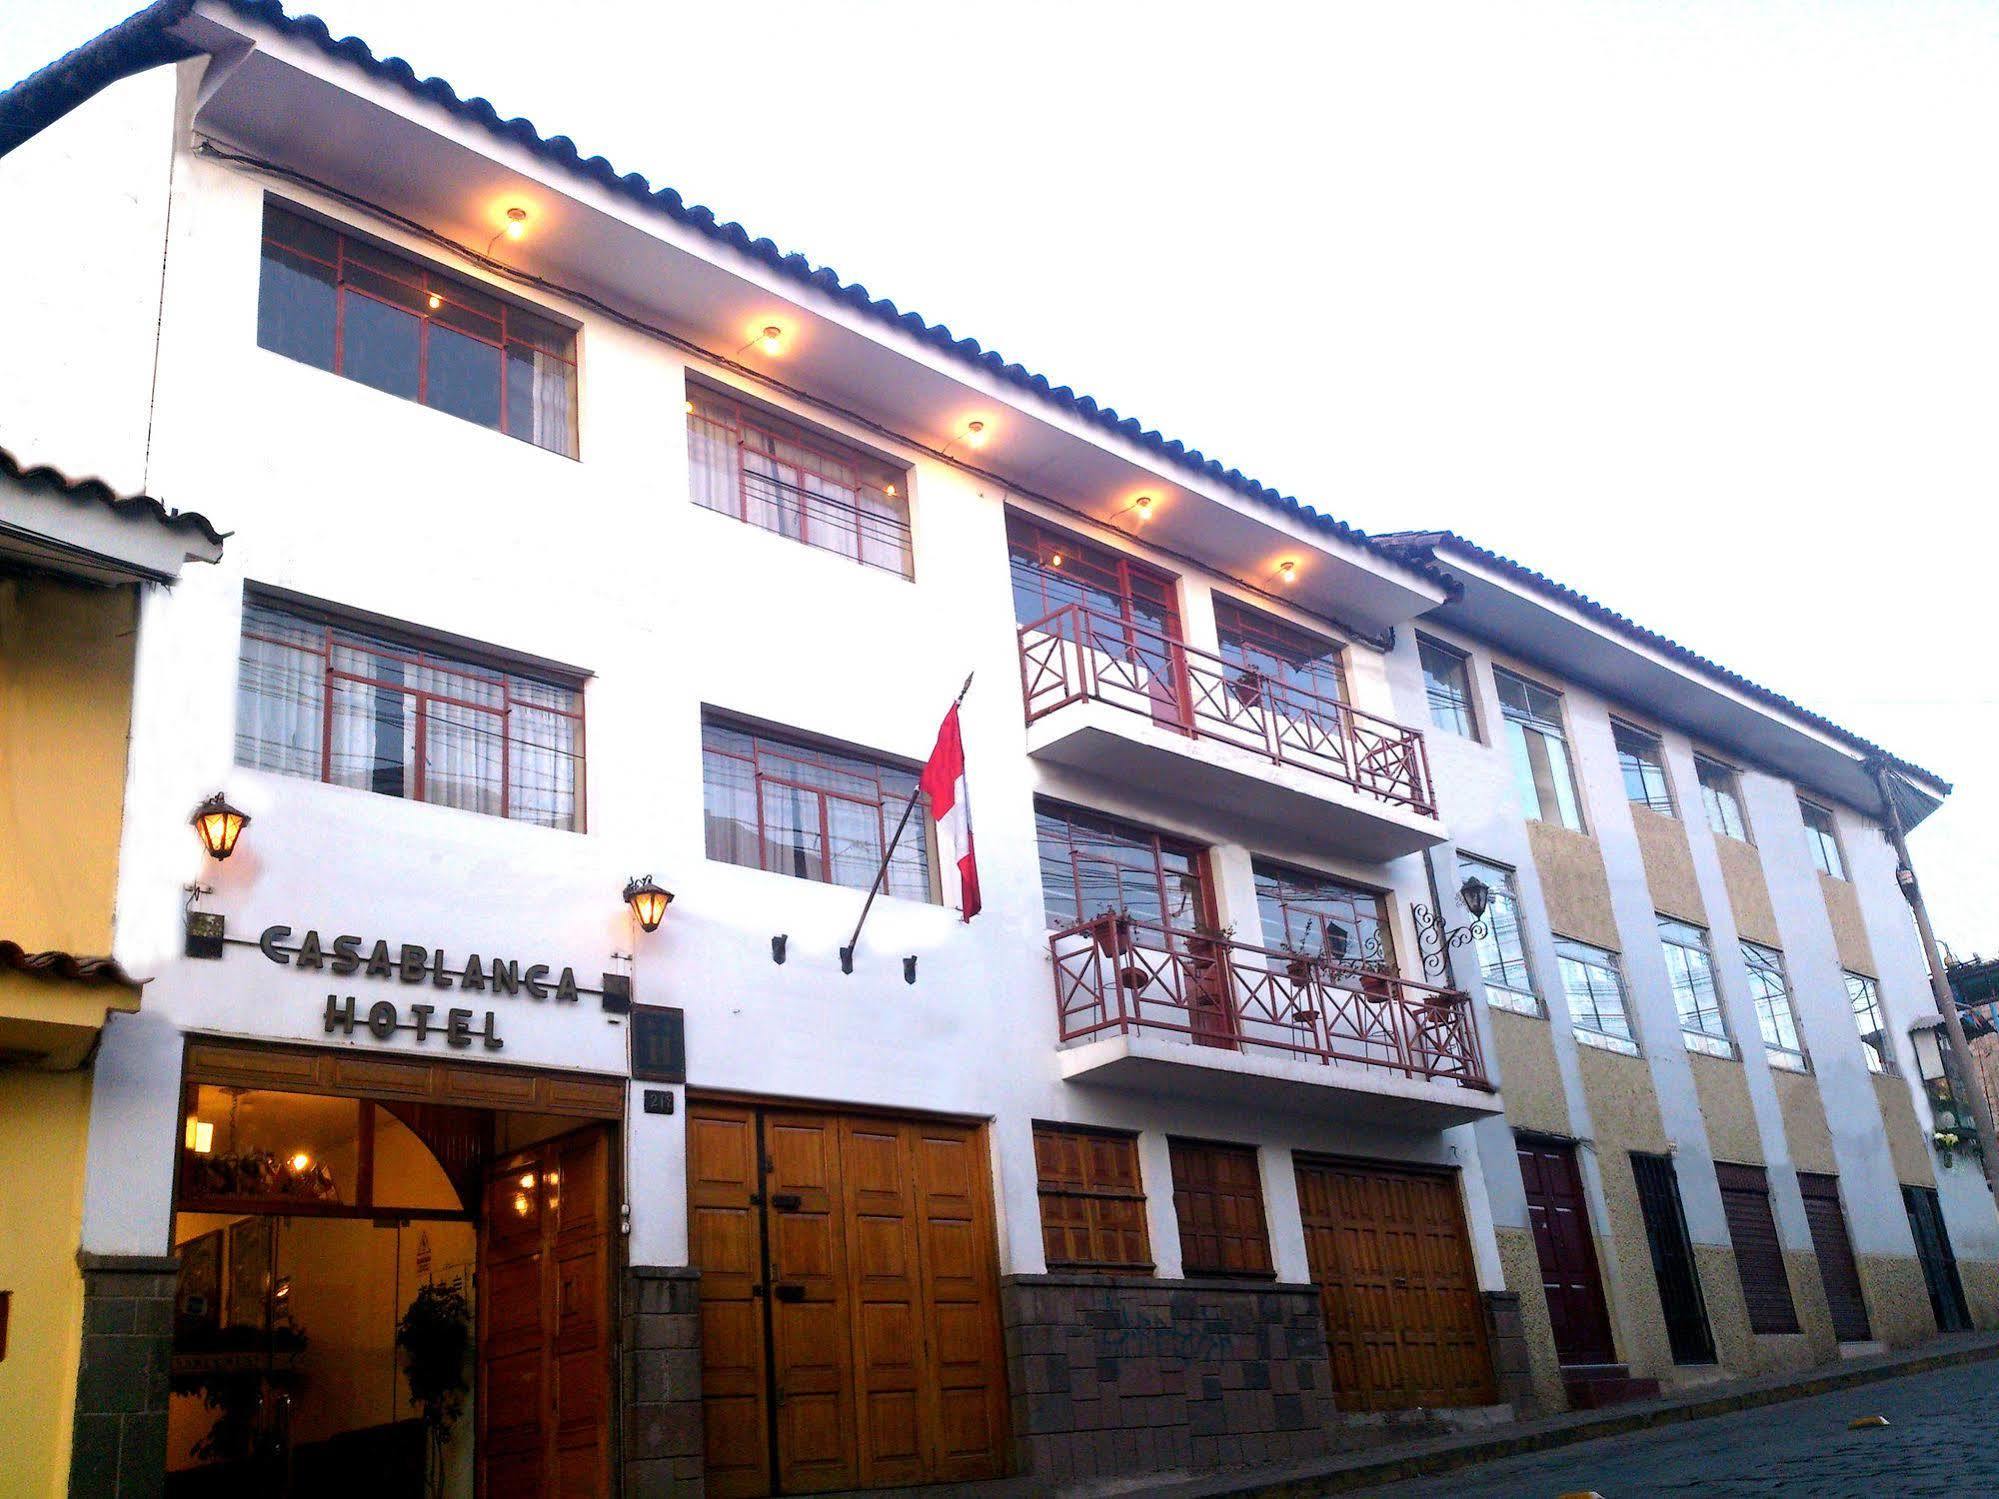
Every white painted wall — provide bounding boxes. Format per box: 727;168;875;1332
4;84;1496;1290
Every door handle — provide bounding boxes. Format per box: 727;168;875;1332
773;1282;807;1303
770;1192;803;1212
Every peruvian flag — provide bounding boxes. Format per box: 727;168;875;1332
919;702;981;921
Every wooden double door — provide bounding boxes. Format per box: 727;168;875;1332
689;1102;1008;1496
479;1126;615;1499
1295;1158;1495;1410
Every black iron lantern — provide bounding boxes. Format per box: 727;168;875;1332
190;793;250;861
1459;875;1491;921
624;876;673;933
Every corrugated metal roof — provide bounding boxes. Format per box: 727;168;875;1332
0;0;1452;593
0;940;143;988
1382;529;1949;794
1;444;225;547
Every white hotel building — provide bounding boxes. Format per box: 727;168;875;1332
0;5;1991;1496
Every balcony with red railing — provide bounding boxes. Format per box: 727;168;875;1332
1017;603;1444;859
1050;912;1499;1126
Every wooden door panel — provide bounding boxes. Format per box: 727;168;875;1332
1297;1159;1494;1412
1517;1139;1618;1366
479;1127;613;1499
690;1105;1007;1496
765;1111;858;1494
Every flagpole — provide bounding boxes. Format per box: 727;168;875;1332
839;672;974;974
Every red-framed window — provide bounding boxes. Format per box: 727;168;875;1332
1214;598;1346;704
1005;513;1181;640
686;385;912;577
1034;800;1210;931
256;200;578;457
702;718;935;901
235;597;586;829
1251;859;1394;969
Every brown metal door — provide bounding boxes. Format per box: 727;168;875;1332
1296;1158;1495;1410
1798;1173;1872;1342
1516;1137;1618;1366
478;1125;614;1499
689;1102;1007;1497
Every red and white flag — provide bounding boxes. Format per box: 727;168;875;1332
919;702;981;921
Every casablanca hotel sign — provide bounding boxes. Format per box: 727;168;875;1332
256;924;590;1052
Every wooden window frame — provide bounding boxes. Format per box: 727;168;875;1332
259;199;578;456
685;381;913;577
1005;512;1182;637
236;591;588;831
1033;798;1213;935
701;715;937;902
1168;1136;1275;1280
1213;596;1348;704
1033;1123;1154;1274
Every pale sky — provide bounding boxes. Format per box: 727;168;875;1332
8;1;1997;952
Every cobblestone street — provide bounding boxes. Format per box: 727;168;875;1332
1369;1358;1999;1498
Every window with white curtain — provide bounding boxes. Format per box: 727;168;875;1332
1697;756;1751;842
1846;972;1891;1074
235;597;585;829
685;384;912;577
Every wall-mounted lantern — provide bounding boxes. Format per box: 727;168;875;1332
190;793;250;861
1458;875;1491;921
624;876;673;933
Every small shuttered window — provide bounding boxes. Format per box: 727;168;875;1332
1034;1124;1152;1273
1169;1138;1273;1278
1715;1162;1800;1334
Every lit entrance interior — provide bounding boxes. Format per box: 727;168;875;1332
165;1046;620;1499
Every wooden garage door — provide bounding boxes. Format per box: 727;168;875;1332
689;1102;1007;1497
1295;1158;1495;1411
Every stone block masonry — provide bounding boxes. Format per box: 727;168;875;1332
1000;1273;1335;1483
68;1253;178;1499
623;1265;704;1499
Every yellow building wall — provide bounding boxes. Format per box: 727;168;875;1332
0;574;137;955
0;575;142;1495
0;1067;93;1498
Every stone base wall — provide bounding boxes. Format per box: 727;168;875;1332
1856;1253;1935;1348
68;1252;177;1499
623;1265;703;1499
1481;1290;1535;1413
1000;1273;1334;1483
1494;1226;1565;1413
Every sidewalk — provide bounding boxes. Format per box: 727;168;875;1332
1151;1331;1999;1498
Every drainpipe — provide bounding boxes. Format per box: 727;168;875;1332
1870;759;1999;1202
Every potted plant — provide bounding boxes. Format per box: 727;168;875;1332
1230;666;1267;711
397;1282;472;1499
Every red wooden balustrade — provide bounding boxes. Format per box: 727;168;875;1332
1051;912;1492;1089
1017;603;1436;817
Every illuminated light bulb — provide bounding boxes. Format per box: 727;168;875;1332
1049;551;1064;569
513;1192;531;1217
1133;495;1154;521
760;325;783;355
289;1151;312;1173
966;420;987;447
504;206;528;240
1279;559;1298;584
884;483;897;497
684;399;695;415
519;1172;537;1190
427;293;442;310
